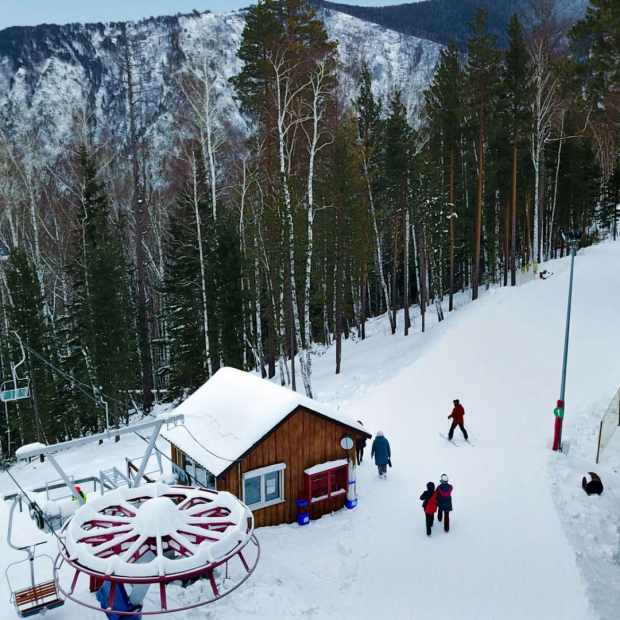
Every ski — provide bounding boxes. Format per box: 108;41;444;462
439;433;460;446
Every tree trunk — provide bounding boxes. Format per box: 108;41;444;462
448;147;455;312
403;206;411;335
190;155;212;378
510;141;518;287
472;111;485;301
363;158;395;333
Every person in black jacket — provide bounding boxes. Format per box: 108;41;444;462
436;474;453;532
419;482;437;536
356;435;367;464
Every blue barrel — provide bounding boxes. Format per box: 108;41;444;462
295;498;310;525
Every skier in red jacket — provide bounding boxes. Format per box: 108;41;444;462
448;399;469;441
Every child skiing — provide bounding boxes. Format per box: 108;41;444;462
448;398;469;441
371;431;391;478
419;482;437;536
436;474;453;532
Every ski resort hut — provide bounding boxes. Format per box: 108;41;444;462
162;367;371;527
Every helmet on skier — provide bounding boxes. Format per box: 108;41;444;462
426;481;435;492
440;474;449;483
376;430;384;437
453;399;460;405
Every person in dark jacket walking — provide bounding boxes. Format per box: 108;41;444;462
419;482;437;536
356;436;367;464
371;431;391;478
448;399;469;441
356;421;367;464
436;474;453;532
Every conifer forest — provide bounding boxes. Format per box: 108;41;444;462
0;0;617;457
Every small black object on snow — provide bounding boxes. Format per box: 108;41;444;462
582;472;603;496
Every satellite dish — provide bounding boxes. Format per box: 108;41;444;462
340;436;354;450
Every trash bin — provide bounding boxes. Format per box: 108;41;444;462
295;498;310;525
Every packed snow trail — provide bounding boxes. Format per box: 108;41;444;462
329;242;617;619
2;242;619;619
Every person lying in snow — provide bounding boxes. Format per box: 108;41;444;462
582;472;603;495
371;430;391;478
420;482;437;536
436;474;453;532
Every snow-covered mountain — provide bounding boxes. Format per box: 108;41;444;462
0;8;441;158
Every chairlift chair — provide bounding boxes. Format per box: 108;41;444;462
1;333;31;403
5;499;64;617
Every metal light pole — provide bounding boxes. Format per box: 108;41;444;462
553;232;581;451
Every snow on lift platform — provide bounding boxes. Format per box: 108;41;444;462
55;482;260;615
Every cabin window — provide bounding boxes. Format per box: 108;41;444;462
242;463;286;510
173;454;215;489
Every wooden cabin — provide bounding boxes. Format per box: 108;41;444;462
161;367;371;527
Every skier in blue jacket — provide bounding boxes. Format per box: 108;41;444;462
371;431;391;478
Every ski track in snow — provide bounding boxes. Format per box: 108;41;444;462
2;241;620;619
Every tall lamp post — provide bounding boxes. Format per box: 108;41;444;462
553;231;581;451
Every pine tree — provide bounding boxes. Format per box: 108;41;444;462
215;217;244;369
503;15;532;286
381;91;413;334
570;0;620;240
66;146;137;429
424;41;463;311
164;173;211;400
3;249;65;447
355;63;394;332
232;0;336;397
466;9;501;300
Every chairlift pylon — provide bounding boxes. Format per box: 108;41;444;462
1;332;30;403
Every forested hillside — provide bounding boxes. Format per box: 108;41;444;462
0;0;617;458
312;0;588;47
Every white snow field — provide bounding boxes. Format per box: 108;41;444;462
1;240;619;620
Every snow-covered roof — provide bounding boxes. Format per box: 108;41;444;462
161;367;368;477
15;442;46;460
304;459;348;476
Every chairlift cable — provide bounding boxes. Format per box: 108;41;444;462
8;333;126;408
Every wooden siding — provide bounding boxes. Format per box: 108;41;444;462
172;406;368;528
219;406;366;526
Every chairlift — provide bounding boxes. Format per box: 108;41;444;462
1;333;30;403
5;498;64;617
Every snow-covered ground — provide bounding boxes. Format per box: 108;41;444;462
1;240;619;619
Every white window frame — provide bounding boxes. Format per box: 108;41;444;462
242;463;286;510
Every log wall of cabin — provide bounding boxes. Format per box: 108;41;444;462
215;406;368;527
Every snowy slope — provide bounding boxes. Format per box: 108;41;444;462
0;8;441;159
1;240;619;619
